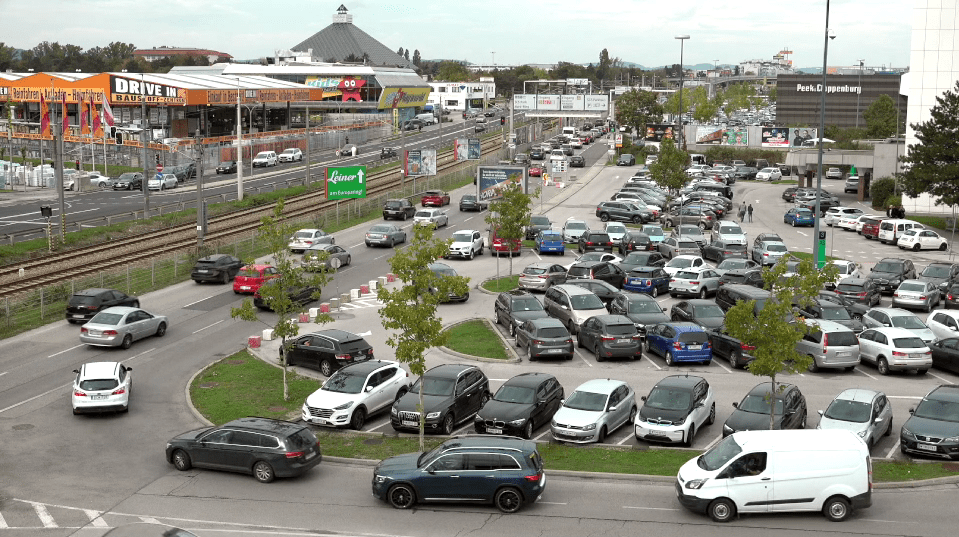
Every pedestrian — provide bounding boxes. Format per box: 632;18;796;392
896;205;906;218
74;159;80;170
886;205;894;218
738;206;746;222
747;204;754;222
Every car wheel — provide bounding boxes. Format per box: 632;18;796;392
652;287;659;298
509;322;516;337
389;238;395;248
791;220;797;227
494;487;523;514
221;272;230;284
350;407;366;430
132;301;140;308
823;496;851;522
885;418;893;436
808;355;820;373
594;343;603;362
684;424;696;447
708;498;736;523
596;425;607;443
388;484;416;509
600;213;609;222
708;402;716;425
877;357;890;375
699;223;707;231
120;334;133;350
728;351;741;369
940;242;948;251
468;249;475;260
172;449;192;471
319;359;333;377
628;405;637;424
799;411;808;429
523;420;534;440
632;216;642;224
665;351;675;366
442;413;455;435
253;461;275;483
155;322;166;337
698;287;707;299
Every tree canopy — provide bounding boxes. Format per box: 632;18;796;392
899;80;959;207
615;89;664;135
485;181;535;275
648;138;688;192
863;94;902;139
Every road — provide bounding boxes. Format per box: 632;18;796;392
0;139;957;536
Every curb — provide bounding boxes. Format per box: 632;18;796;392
439;317;521;364
184;357;221;428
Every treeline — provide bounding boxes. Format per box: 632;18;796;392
0;41;221;74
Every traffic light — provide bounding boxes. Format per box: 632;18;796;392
115;131;122;146
155;154;160;166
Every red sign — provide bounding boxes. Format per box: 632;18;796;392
156;165;163;173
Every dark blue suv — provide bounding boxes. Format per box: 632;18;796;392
372;435;545;513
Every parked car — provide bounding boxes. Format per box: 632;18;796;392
390;364;490;435
191;254;243;284
795;319;861;372
701;240;748;264
711;222;747;245
578;231;614;253
644;322;712;366
445;229;485;260
868;258;918;294
635;375;715;447
755;167;783;181
892;279;942;312
288;228;333;253
420;190;451;207
232;264;278;294
494;290;550;336
71;361;133;414
670;299;726;330
669;267;722;299
595;201;650;224
818;388;893;448
898;228;949;251
795;299;864;333
382;198;416;220
474;373;564;438
147;173;177;191
66;288;139;323
566;260;627;289
930;337;959;374
618;251;666;272
533;231;565;255
252;151;278;167
286;329;374;376
525;215;552;240
928;310;959;341
551;379;636;443
783;207;815;227
278;148;303;162
663;255;709;277
714;258;760;276
79;306;167;349
751;240;788;266
302;360;409;429
835;277;882;307
576;314;642;361
458;194;487;212
659;237;702;260
919;262;959;293
543;284;609;335
900;385;959;460
857;327;932;375
565;279;621;306
515;317;575;361
723;382;807;436
861;307;935;344
365;224;407;247
618;231;654;255
166;417;321;483
708;326;756;368
427;262;470;303
608;293;669;338
562;218;589;243
623;266;670;296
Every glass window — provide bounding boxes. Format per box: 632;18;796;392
431;453;466;471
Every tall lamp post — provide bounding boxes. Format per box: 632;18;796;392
813;0;834;269
856;59;864;128
236;77;244;201
675;35;690;150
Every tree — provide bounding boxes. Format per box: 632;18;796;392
412;49;421;67
767;85;778;103
396;47;404;58
597;48;611;81
377;224;469;451
615;89;664;136
404;49;410;62
485;181;534;276
724;259;837;430
863;94;901;139
436;60;471;81
648;138;688;193
900;80;959;207
230;200;333;401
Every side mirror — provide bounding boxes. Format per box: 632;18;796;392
640;395;648;402
72;369;79;374
662;307;667;312
909;407;916;415
560;398;566;405
427;467;435;475
608;405;619;412
874;417;883;424
125;366;132;372
732;402;739;408
817;410;824;416
365;386;373;392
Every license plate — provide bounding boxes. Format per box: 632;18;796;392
91;395;108;400
89;330;101;336
546;349;563;353
487;427;503;434
837;351;851;357
305;450;317;460
688;344;702;350
402;420;418;427
240;286;250;290
72;314;85;319
918;443;938;452
198;269;209;273
910;353;925;359
617;339;631;344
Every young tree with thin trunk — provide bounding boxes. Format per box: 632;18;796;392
648;138;688;194
485;181;534;276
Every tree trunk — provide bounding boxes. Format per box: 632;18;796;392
769;375;777;431
281;336;289;401
418;378;425;452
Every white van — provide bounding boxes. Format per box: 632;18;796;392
878;219;923;245
676;429;872;522
414;113;436;125
252;151;278;167
562;126;577;137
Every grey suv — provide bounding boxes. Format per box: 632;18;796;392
577;314;643;361
390;364;490;435
596;201;651;224
382;198;416;220
867;258;918;294
494;290;549;336
663;206;715;230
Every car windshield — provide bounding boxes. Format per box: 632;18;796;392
541;233;562;241
78;378;119;391
720;226;743;235
415;212;432;218
628;300;662;314
282;149;296;154
694;304;725;318
323;370;366;394
570;294;605;310
899;282;926;292
645;387;692;411
369;225;392;233
493;385;535;404
837;283;865;293
913;398;959;422
452;233;474;242
89;312;122;325
643;226;663;236
719;260;749;270
820;307;851;321
874;262;901;272
824;399;871;423
564;390;609;412
566;222;587;231
675;271;701;280
410;376;455;396
893;337;927;349
698;435;743;471
511;298;544;312
530;216;550;225
294;231;315;239
430;266;457;278
607;224;627;233
666;258;694;269
738;393;784;415
890;316;926;329
921;266;951;278
767;244;788;253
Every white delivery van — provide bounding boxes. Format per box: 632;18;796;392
877;219;923;245
676;429;871;523
414;113;436;125
562;126;577;137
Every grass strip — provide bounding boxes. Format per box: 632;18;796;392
482;274;519;292
442;319;509;359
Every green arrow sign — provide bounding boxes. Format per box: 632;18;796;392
327;166;367;200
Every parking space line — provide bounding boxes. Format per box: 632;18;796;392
574;349;593;367
452;423;473;436
352;242;365;248
48;344;84;358
0;372;7;378
0;511;6;528
539;501;568;505
885;441;901;460
27;502;56;528
928;371;950;382
854;367;878;380
138;517;161;525
534;430;550;441
702;434;723;452
711;360;731;373
193;320;224;334
623;506;681;511
364;422;388;433
463;216;472;222
616;434;633;446
643;353;663;370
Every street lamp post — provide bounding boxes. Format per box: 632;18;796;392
813;0;834;269
236;77;244;201
675;35;690;150
856;59;864;129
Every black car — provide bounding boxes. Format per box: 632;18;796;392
900;385;959;460
577;314;642;361
66;288;140;323
947;284;959;309
566;261;627;289
215;160;237;174
817;289;871;321
428;262;470;303
168;163;196;182
794;298;865;332
391;364;491;435
526;215;552;240
474;372;564;438
515;317;575;360
286;329;374;377
670;299;726;330
723;382;807;437
166;417;321;483
617;250;666;272
596;201;651;224
191;254;243;284
867;258;918;294
834;277;882;307
707;326;755;369
930;338;959;375
701;240;747;263
382;198;416;220
403;119;428;131
112;172;143;190
607;293;668;338
494;290;549;336
253;279;317;311
380;147;397;159
530;148;545;160
459;194;488;212
570;155;586;167
618;231;655;255
918;262;959;293
372;435;545;513
578;231;614;253
781;187;799;202
565;279;621;306
721;266;765;287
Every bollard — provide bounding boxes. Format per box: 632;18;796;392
378;276;387;287
330;297;340;309
248;336;261;349
360;284;370;295
387;273;396;282
350;289;360;299
262;328;275;341
319;303;330;313
298;313;309;323
369;280;378;291
340;292;351;304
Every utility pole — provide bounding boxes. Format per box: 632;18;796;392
54;84;65;245
195;133;205;248
236;77;244;201
305;104;311;184
140;74;150;213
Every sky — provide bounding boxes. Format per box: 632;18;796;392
2;0;912;71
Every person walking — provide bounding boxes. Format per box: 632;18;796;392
739;202;746;222
747;204;754;222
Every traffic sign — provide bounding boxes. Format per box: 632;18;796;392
156;173;163;180
156;165;163;173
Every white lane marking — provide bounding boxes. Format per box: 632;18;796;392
885;441;901;460
374;254;385;260
575;349;593;367
139;517;161;524
711;360;731;373
84;510;108;527
533;430;550;441
616;434;633;446
364;422;388;433
539;501;568;505
644;354;663;370
623;506;681;511
0;372;7;378
854;367;878;380
48;344;85;358
0;206;102;222
28;502;57;528
452;423;473;436
352;242;366;248
193;320;225;334
183;293;217;308
0;511;6;528
795;231;808;236
928;371;950;382
464;216;473;222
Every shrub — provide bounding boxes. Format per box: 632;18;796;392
869;177;897;210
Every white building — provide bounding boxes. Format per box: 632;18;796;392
426;81;496;112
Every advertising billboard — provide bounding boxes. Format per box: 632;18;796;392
695;125;726;144
645;124;677;143
761;127;791;147
405;149;437;177
722;127;749;147
477;166;526;201
513;94;536;110
326;166;367;200
376;87;431;109
789;127;818;147
454;138;481;161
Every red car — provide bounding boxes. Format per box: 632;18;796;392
529;165;543;177
489;226;521;257
861;218;884;240
233;264;279;294
421;190;450;207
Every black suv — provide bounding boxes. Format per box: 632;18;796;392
112;172;143;190
707;326;756;369
578;231;613;253
596;201;651;224
530;148;545;160
526;215;552;240
618;231;655;255
566;261;627;289
285;329;374;377
918;262;959;292
570;155;586;167
383;198;416;220
475;372;564;438
166;417;322;483
458;194;488;212
867;258;918;294
494;290;549;337
723;382;807;436
372;435;545;513
66;288;139;323
391;364;491;435
191;254;243;284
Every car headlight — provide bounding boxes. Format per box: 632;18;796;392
475;414;484;422
426;412;442;419
944;435;959;443
685;478;708;490
901;427;915;439
583;423;596;431
723;424;734;435
374;474;392;484
334;401;354;411
302;404;309;413
508;419;526;427
551;419;558;427
390;406;398;416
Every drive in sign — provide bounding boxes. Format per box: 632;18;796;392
327;166;367;199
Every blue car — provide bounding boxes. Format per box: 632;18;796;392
623;266;670;297
644;322;712;365
535;231;565;254
783;207;815;227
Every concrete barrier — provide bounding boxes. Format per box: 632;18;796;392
330;297;340;309
262;328;275;341
298;313;309;323
360;284;370;295
369;280;378;291
248;336;261;348
350;288;360;299
378;276;387;287
309;307;321;318
387;273;396;282
340;292;351;303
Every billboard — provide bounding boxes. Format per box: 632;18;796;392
561;94;585;110
454;138;481;161
695;125;725;145
761;127;791;147
405;149;437;177
513;94;536;110
722;127;749;146
789;127;818;147
536;94;561;110
645;124;677;143
376;87;431;109
477;166;526;201
326;166;367;200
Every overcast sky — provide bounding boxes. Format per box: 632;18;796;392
5;0;911;70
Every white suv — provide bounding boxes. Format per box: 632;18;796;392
445;229;485;260
252;151;278;167
302;360;409;429
72;361;132;414
278;148;303;162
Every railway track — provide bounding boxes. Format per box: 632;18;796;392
0;137;501;299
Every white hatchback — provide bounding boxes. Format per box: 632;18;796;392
147;173;178;191
72;361;132;414
897;228;949;251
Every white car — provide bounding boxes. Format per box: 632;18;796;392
605;222;628;242
302;360;409;429
288;228;333;253
62;169;79;190
252;151;278;167
445;229;484;260
549;149;567;162
570;138;583;149
837;213;872;231
72;361;133;414
413;208;449;228
87;171;112;189
669;267;722;299
857;327;933;375
927;309;959;342
755;167;783;181
685;164;710;176
645;155;658;166
147;173;178;191
635;375;715;446
278;148;303;162
829;260;862;288
710;222;747;245
823;206;863;227
562;218;589;243
898;228;949;251
664;255;709;277
551;379;637;444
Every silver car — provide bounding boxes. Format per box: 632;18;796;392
365;224;407;248
669;267;721;299
861;307;936;345
79;306;168;349
752;240;788;266
711;222;747;245
301;243;351;271
892;280;942;312
551;379;636;444
413;208;448;228
857;326;933;375
795;320;861;372
658;237;701;259
817;388;893;448
519;263;567;291
671;224;706;248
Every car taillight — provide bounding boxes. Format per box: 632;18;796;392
602;336;615;341
566;338;574;344
949;294;955;300
920;295;927;300
892;350;907;357
103;330;118;336
111;387;126;395
741;343;756;351
335;354;351;360
74;390;86;397
857;292;867;297
763;253;769;257
285;451;305;459
80;327;88;333
645;279;652;286
689;281;700;285
822;333;829;354
524;472;542;482
537;275;548;279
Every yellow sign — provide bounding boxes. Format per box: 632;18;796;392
377;87;431;109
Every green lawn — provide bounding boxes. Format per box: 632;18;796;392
911;215;956;232
482;274;519;292
442;319;510;359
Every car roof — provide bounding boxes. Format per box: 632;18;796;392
78;361;123;379
554;284;594;295
434;435;535;453
834;388;882;403
74;288;112;296
574;378;627;394
654;374;705;389
927;385;959;403
452;229;480;235
662;322;706;333
684;299;717;307
591;314;633;325
241;264;273;270
747;381;795;397
529;317;566;329
804;319;853;333
428;262;455;272
869;307;917;316
502;372;556;388
310;329;366;343
570;260;603;269
337;359;401;376
425;363;476;379
671;255;704;262
98;306;140;315
870;326;925;338
223;417;305;435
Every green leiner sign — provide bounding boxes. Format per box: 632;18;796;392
327;166;367;200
